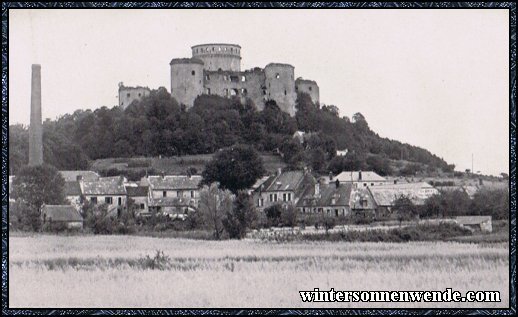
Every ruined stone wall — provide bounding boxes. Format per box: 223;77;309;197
295;78;320;105
192;44;241;72
118;85;151;110
202;68;266;111
170;58;205;108
264;63;297;116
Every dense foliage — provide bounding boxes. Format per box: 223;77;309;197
201;144;265;193
9;88;452;175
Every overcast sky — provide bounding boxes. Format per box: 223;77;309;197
9;9;509;176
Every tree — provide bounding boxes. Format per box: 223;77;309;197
198;183;234;240
202;144;266;194
264;204;283;227
11;164;66;212
392;195;418;225
281;204;298;228
223;191;257;239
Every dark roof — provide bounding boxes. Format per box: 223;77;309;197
265;171;305;192
64;181;82;196
146;175;202;190
297;183;352;208
126;186;149;197
42;205;83;222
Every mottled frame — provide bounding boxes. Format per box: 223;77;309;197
1;2;516;315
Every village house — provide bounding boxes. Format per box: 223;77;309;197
335;170;388;188
297;180;353;217
350;186;377;215
82;176;127;212
252;169;315;211
368;182;439;217
41;204;84;229
63;181;83;210
142;175;202;217
126;185;150;216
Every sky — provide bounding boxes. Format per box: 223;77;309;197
9;9;509;176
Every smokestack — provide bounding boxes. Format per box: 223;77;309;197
29;64;43;166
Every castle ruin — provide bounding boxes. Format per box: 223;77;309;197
170;44;319;116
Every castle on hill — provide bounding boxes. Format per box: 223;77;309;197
119;43;319;116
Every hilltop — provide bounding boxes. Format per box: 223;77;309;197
9;88;454;177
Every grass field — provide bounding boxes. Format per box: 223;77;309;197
90;153;286;176
9;235;508;308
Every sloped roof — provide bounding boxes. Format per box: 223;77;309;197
126;186;149;197
265;171;305;192
147;175;202;190
350;188;376;210
456;216;491;225
297;183;352;208
42;205;83;222
251;176;271;190
368;183;438;206
83;179;126;195
59;170;100;182
335;171;386;183
64;181;82;196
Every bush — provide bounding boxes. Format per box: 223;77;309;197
265;204;283;227
138;250;171;270
223;191;257;239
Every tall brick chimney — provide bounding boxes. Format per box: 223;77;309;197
29;64;43;166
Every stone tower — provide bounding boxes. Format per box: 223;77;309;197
29;64;43;166
170;58;205;107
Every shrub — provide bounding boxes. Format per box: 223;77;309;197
138;250;171;270
265;204;283;227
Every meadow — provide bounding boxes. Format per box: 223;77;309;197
9;234;509;308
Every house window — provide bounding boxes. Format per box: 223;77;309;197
284;90;287;96
191;191;195;198
177;190;182;197
241;75;246;82
205;74;210;80
138;93;141;97
191;70;195;76
118;197;122;206
105;197;113;204
258;198;264;207
309;86;312;91
283;193;287;202
163;191;167;197
287;193;292;201
140;203;145;209
274;194;278;202
126;93;130;98
91;197;97;204
269;194;273;202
